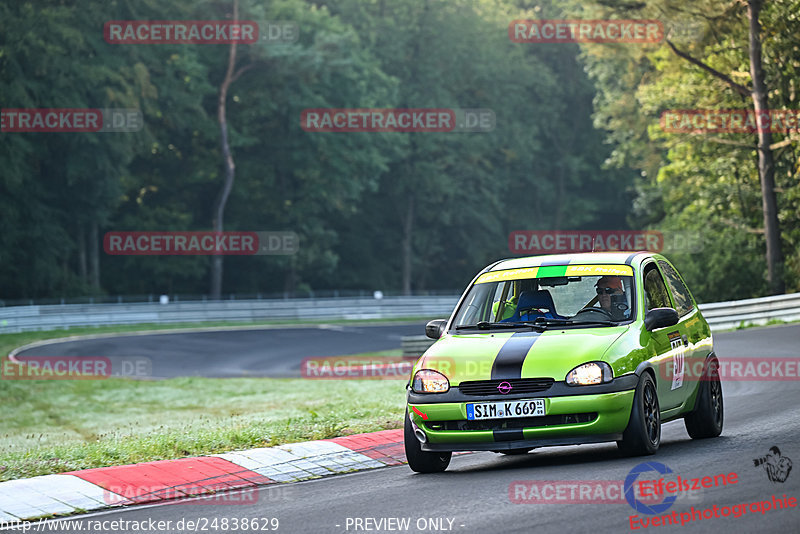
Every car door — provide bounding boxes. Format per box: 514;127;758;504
657;259;709;409
642;261;687;410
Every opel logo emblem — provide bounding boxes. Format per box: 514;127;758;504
497;381;512;394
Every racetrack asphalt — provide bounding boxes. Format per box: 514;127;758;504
14;322;427;378
24;323;800;534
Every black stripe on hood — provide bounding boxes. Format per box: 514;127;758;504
491;331;542;380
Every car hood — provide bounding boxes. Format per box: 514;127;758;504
415;326;630;384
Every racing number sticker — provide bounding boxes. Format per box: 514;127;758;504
667;331;684;390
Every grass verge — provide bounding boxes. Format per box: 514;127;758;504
0;376;407;482
0;320;422;482
731;318;798;331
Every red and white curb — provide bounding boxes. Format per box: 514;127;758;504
0;429;405;521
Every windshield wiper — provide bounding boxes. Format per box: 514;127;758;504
455;321;546;331
527;317;618;327
568;319;617;326
529;317;571;326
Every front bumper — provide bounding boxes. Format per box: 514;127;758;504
408;387;635;452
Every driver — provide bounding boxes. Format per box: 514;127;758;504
595;276;628;319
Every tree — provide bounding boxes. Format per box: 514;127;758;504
568;0;800;299
211;0;254;299
661;0;784;294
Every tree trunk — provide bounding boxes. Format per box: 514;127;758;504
210;0;241;300
89;221;100;292
747;0;784;294
397;2;429;297
283;256;297;297
77;222;87;284
553;164;565;230
401;194;414;296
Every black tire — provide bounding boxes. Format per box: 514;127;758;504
684;358;723;439
404;409;451;473
617;372;660;456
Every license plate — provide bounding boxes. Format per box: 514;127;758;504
466;399;546;420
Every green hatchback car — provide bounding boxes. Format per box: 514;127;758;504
405;252;723;473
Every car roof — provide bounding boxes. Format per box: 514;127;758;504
486;251;658;272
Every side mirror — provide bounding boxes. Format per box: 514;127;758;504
644;307;679;331
425;319;448;340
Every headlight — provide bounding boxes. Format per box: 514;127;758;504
566;362;613;386
412;369;450;393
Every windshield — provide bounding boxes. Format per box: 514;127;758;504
452;265;635;329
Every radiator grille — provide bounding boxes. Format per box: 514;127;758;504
457;377;554;396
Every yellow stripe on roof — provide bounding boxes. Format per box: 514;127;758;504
476;264;633;284
565;264;633;276
475;267;539;284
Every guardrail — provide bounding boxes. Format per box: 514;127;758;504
0;289;461;308
399;292;800;357
0;296;461;334
1;292;797;338
697;292;800;331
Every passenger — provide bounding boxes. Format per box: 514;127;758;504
493;280;537;321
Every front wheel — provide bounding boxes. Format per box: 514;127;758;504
617;373;660;456
404;409;451;473
684;358;723;439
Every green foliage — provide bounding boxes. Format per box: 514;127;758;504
567;0;800;300
4;0;792;302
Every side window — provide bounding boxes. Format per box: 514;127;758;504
643;264;671;311
658;260;695;317
490;281;515;321
455;284;493;325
